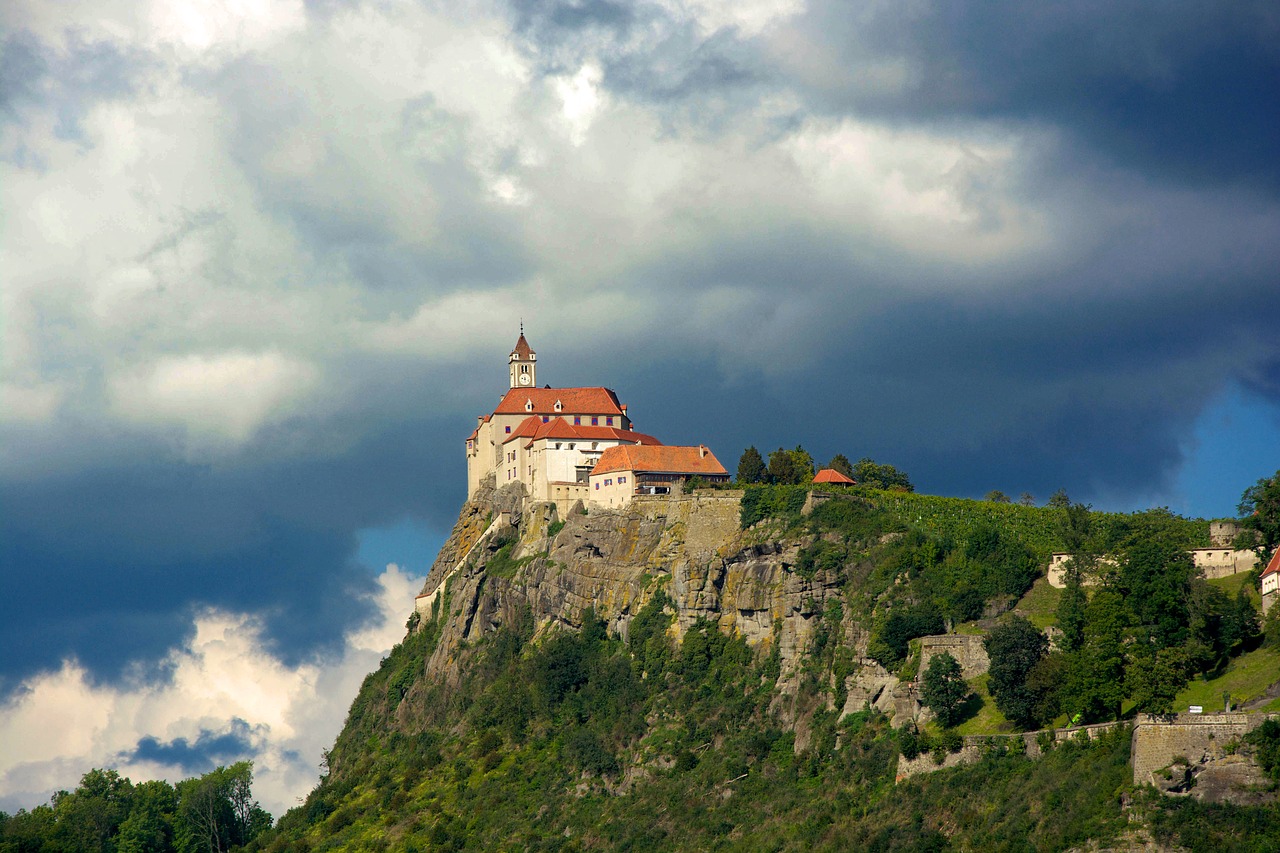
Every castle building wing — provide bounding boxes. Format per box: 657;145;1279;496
493;387;626;417
591;445;728;477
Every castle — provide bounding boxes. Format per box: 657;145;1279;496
465;332;728;513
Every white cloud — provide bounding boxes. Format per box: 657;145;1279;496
108;350;319;448
0;564;424;819
555;62;605;145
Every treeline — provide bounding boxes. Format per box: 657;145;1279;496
0;762;271;853
735;446;913;491
984;503;1265;729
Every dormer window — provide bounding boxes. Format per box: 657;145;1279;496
525;400;533;412
554;400;563;412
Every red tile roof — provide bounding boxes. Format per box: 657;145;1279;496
812;468;856;485
591;445;728;477
1263;549;1280;579
466;414;492;443
493;387;625;416
503;416;660;447
511;334;534;359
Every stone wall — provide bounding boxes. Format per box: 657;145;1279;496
1048;549;1255;587
895;721;1127;781
918;634;990;679
1191;547;1258;579
1130;713;1263;787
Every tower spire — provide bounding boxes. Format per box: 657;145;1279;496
509;325;536;388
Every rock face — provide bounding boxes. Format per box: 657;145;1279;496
1133;712;1277;804
413;488;898;727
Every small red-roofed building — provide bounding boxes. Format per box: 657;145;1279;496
1262;549;1280;614
812;468;856;485
589;445;729;507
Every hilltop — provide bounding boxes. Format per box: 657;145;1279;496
254;477;1280;851
7;476;1280;851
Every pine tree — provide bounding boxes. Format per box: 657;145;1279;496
736;446;766;484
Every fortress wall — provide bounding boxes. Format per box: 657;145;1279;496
633;490;743;564
1130;713;1259;787
919;635;990;679
1049;550;1254;587
1191;548;1258;579
895;720;1129;782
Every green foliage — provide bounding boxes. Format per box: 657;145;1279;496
0;765;270;853
984;617;1049;729
869;607;945;670
547;519;565;538
766;446;815;485
1240;468;1280;560
921;652;969;727
828;454;855;479
984;490;1010;502
852;458;913;491
1246;718;1280;784
739;484;810;528
736;446;766;484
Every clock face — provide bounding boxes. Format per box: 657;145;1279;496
519;374;531;385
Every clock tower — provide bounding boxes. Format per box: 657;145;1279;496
508;326;537;388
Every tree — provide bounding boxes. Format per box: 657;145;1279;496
736;446;766;484
1019;492;1036;507
1067;589;1129;723
117;780;178;853
852;458;913;491
176;762;269;853
1055;559;1088;653
984;490;1010;503
828;454;855;479
921;652;968;727
766;447;814;485
789;446;816;483
1126;643;1187;715
984;616;1048;729
767;448;800;485
1046;488;1071;509
1240;469;1280;560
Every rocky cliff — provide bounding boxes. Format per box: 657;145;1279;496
408;481;920;735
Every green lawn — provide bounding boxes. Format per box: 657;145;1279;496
1207;570;1260;604
949;674;1016;736
1171;645;1280;713
1012;576;1062;630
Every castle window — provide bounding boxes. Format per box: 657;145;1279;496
555;400;563;412
505;426;511;434
525;400;533;412
574;416;581;425
605;479;612;486
606;417;614;426
595;483;600;490
542;416;549;423
555;443;562;450
591;417;598;426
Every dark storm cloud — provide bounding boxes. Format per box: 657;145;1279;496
0;407;467;695
786;1;1280;189
127;720;258;774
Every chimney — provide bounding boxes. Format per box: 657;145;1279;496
477;415;484;426
699;445;707;458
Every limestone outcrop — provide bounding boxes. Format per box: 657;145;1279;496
413;488;899;727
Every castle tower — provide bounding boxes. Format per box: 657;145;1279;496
508;327;537;388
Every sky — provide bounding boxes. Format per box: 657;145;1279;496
3;0;1280;818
